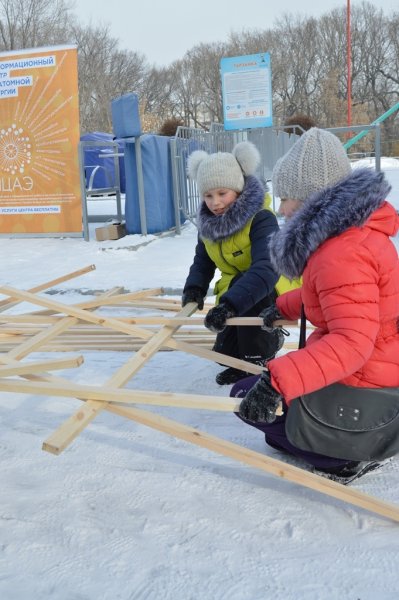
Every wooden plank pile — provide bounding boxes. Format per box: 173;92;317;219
0;265;398;524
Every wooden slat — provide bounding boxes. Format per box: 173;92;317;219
42;302;199;453
0;299;396;523
0;377;239;411
0;355;84;376
108;316;298;327
0;287;267;375
73;288;165;310
49;396;399;524
6;317;78;361
0;265;96;313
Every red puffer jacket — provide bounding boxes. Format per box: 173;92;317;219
268;173;399;403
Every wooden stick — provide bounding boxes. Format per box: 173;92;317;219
0;356;84;376
0;287;266;375
42;302;199;453
0;377;239;411
4;348;396;524
0;313;395;522
2;284;395;522
0;315;63;324
2;362;396;522
106;316;298;327
101;404;399;524
39;391;399;524
19;287;165;317
5;317;78;361
111;299;192;312
73;288;166;310
0;265;96;312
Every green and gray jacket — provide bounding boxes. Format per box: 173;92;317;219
184;176;300;315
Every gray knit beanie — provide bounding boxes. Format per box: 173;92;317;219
187;141;260;196
272;127;352;201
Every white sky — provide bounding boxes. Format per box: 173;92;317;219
72;0;398;67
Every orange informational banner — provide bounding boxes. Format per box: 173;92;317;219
0;45;82;235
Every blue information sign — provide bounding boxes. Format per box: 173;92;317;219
220;53;272;131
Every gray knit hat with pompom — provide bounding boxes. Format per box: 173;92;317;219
187;141;260;196
272;127;352;201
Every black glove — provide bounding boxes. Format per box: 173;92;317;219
204;302;236;333
238;371;282;423
264;327;288;360
259;304;284;332
182;287;205;310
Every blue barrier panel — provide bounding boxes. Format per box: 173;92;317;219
124;134;182;234
111;93;141;138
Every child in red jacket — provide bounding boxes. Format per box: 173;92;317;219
233;128;399;483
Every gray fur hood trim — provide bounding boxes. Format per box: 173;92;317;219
197;175;265;241
270;168;391;279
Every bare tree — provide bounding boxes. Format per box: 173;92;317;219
0;0;397;148
71;23;148;133
0;0;72;50
140;65;180;129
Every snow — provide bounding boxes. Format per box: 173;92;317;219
351;157;399;212
1;208;399;600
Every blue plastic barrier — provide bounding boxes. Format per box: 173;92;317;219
111;92;183;234
111;93;141;138
123;134;179;234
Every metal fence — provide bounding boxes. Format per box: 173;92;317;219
170;122;387;232
78;140;123;241
170;125;301;229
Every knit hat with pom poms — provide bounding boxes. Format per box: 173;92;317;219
187;141;261;196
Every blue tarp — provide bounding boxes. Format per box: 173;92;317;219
111;92;183;234
123;134;182;234
80;132;126;193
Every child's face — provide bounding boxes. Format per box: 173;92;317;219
278;198;302;219
204;188;238;216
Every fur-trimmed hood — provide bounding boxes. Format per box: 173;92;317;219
270;168;392;279
197;175;265;242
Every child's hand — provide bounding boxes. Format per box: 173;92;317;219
238;371;282;423
259;304;284;331
181;287;205;310
204;303;236;333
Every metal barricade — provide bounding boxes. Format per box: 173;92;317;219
170;125;300;228
78;140;123;241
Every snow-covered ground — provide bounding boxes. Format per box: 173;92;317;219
1;200;399;599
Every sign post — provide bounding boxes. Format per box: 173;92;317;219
0;45;81;236
220;52;272;131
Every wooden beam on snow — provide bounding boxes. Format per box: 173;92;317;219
0;377;239;411
0;356;84;377
104;403;399;524
40;394;399;524
42;302;200;453
0;264;96;313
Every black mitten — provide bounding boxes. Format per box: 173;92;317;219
264;327;288;360
182;287;205;310
259;304;284;331
238;371;282;423
204;302;236;333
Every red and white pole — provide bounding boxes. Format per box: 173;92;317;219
347;0;352;128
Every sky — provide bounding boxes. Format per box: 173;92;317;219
72;0;398;67
1;185;399;599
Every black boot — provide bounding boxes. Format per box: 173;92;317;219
313;460;384;485
215;355;267;386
